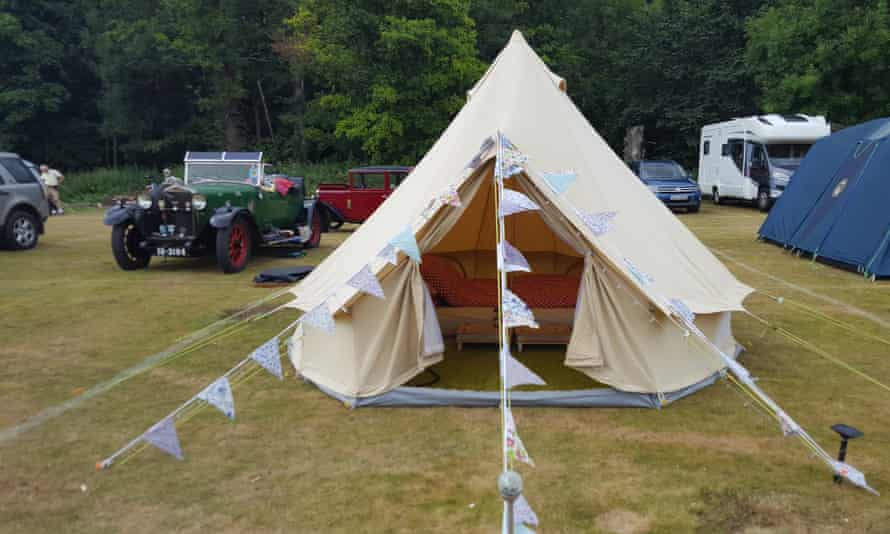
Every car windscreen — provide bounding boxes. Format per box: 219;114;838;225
766;143;812;169
640;162;687;180
188;163;259;184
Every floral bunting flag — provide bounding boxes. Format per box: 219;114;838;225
514;494;539;528
499;189;540;218
504;407;535;466
467;136;494;170
347;265;385;299
498;240;531;273
497;133;528;179
250;337;283;379
542;171;577;195
389;226;422;263
502;289;539;329
667;298;695;325
302;302;336;334
438;184;462;208
502;347;546;389
197;377;235;420
623;258;654;286
378;244;399;266
579;211;617;236
143;417;184;460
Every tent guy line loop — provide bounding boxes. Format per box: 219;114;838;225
0;286;294;445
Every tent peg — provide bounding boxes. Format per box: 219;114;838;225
831;424;864;485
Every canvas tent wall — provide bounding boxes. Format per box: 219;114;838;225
286;31;752;407
759;118;890;277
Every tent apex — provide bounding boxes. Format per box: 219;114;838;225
509;30;526;43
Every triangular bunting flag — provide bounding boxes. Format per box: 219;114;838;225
578;211;617;236
498;240;530;273
667;298;695;325
197;377;235;420
437;184;462;208
302;302;335;334
542;171;576;194
504;407;535;466
623;258;654;286
250;337;283;379
499;189;540;217
514;494;539;528
502;289;539;329
143;417;183;460
347;265;385;299
502;347;546;389
389;226;422;263
497;133;528;179
378;243;398;266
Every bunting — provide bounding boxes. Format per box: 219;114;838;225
389;226;422;263
504;407;535;466
502;289;539;329
347;265;385;299
143;417;184;460
502;347;546;389
542;171;577;195
667;298;695;325
197;377;235;420
302;302;336;334
437;184;462;208
497;133;528;179
250;337;283;379
499;190;540;218
498;240;531;273
378;244;399;266
578;210;617;237
623;258;654;286
514;495;539;528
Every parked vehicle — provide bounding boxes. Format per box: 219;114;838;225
316;166;412;228
0;152;50;250
629;160;701;212
698;114;830;211
104;151;323;273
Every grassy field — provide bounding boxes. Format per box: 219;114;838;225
2;204;890;533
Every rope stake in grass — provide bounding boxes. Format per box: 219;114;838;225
504;408;535;466
378;244;398;266
302;303;335;334
498;189;540;218
542;170;576;195
250;337;283;380
498;240;531;273
197;377;235;420
389;226;422;263
502;289;539;329
832;461;879;495
142;417;183;460
347;265;385;300
502;347;545;389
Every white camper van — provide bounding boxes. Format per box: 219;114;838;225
698;114;830;210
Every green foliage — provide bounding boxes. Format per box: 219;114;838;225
747;0;890;126
60;167;156;203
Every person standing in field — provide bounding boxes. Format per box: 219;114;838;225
39;164;65;215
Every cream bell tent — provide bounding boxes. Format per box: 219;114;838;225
286;31;753;407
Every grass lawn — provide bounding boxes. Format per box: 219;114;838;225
2;203;890;533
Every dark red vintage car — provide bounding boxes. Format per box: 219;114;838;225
316;166;412;229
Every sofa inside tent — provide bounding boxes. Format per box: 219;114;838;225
286;31;752;408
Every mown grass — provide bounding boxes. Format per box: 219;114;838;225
1;204;890;533
60;161;361;204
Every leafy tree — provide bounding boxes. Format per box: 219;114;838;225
747;0;890;127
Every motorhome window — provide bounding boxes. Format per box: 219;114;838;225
703;141;710;155
767;143;812;168
781;115;808;122
640;162;688;180
188;163;259;185
747;144;770;180
729;141;745;172
758;117;773;125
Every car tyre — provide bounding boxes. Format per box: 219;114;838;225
756;189;772;212
712;188;722;205
304;209;323;249
216;216;253;273
111;222;151;269
688;203;701;213
3;209;39;250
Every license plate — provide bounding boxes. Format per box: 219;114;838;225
156;247;187;257
669;194;688;201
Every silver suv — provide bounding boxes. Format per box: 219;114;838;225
0;153;50;250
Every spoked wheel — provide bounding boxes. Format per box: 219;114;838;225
111;222;151;269
4;210;39;250
216;217;253;273
304;209;323;249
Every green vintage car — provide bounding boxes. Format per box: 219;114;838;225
104;152;322;273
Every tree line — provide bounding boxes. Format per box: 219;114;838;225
3;0;890;171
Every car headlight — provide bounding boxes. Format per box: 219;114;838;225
192;194;207;211
137;194;152;209
647;185;659;193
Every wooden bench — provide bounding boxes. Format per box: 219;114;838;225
515;324;572;352
456;322;501;350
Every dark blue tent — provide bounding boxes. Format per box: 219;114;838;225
759;118;890;277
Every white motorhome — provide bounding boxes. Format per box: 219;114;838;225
698;114;830;210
